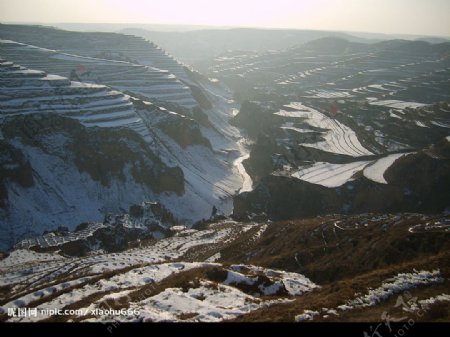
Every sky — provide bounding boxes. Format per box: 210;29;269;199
1;0;449;37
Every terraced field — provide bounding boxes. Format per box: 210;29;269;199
274;102;373;157
0;39;198;108
0;59;140;128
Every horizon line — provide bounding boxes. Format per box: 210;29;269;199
1;21;449;40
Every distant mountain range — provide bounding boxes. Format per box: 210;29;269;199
119;27;449;63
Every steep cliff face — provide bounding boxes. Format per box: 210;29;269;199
0;140;34;208
14;201;179;256
0;113;184;250
156;115;212;149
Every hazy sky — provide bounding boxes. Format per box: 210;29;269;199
1;0;449;36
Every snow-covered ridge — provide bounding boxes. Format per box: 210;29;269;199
363;153;412;184
291;152;413;187
295;269;444;322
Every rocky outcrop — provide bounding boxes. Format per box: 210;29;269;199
231;101;277;139
126;201;179;229
0;141;34;208
16;201;178;255
57;224;151;256
157;114;211;149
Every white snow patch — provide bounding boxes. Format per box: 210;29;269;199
311;272;447;320
230;264;319;296
363;153;413;184
417;294;450;310
292;152;413;187
204;252;221;262
389;111;403;120
369;100;427;110
326;309;339;316
42;74;67;81
338;270;443;311
1;277;92;309
4;262;219;321
241;224;258;233
224;270;257;286
292;161;371;188
252;224;268;241
432;121;450;128
295;310;320;322
132;280;262;322
415;121;428;128
0;249;65;270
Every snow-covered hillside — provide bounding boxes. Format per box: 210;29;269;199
0;39;198;108
0;57;251;250
0;221;318;322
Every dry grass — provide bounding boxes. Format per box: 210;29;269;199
230;250;450;322
220;214;450;284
